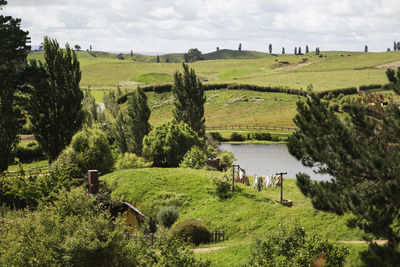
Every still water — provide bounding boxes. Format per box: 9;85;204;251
219;143;332;181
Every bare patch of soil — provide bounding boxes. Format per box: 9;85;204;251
376;61;400;69
192;246;226;253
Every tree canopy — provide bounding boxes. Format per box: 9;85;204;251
184;48;203;63
172;63;206;137
288;71;400;265
25;37;84;162
0;0;30;172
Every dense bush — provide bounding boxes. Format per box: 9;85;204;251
52;128;114;177
142;120;204;167
212;174;232;199
317;87;357;98
172;219;211;245
219;151;236;170
208;131;225;142
250;132;272;141
249;223;348;266
230;132;245;141
359;84;382;91
13;141;44;161
180;146;207;169
157;206;179;228
115;153;152;170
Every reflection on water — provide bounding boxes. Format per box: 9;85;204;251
219;143;332;181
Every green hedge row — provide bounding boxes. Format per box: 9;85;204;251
117;82;389;105
13;141;44;161
209;131;286;142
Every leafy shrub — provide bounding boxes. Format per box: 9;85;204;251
180;146;207;169
359;84;382;91
115;153;152;170
249;223;348;266
208;131;225;141
157;206;179;228
219;151;236;169
142;120;204;167
251;132;272;141
212;174;232;199
13;141;43;161
172;219;211;245
52;128;114;177
230;132;245;141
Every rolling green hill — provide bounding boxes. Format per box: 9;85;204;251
100;168;364;266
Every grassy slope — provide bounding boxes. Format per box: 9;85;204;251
101;168;364;266
28;50;400;91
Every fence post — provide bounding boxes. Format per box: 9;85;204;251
88;170;99;194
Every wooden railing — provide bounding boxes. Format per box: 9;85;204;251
206;125;297;131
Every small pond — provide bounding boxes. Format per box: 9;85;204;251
219;143;332;181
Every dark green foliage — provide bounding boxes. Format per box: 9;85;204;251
25;37;84;162
238;43;242;51
142;120;204;167
117;53;124;60
0;3;30;172
180;146;207;169
124;87;151;155
316;87;357;98
211;174;232;199
157;206;179;228
172;219;211;245
13;141;43;161
306;45;309;53
103;89;120;118
115;153;152;170
364;45;368;52
52;127;114;177
156;55;160;63
249;223;348;266
230;132;245;141
282;47;285;54
184;48;203;63
359;84;382;91
208;131;226;142
250;132;273;141
268;43;272;54
288;78;400;264
82;88;98;126
172;63;206;137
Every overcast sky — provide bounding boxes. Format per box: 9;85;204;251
3;0;400;54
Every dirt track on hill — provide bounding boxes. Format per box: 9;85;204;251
376;61;400;69
275;61;314;71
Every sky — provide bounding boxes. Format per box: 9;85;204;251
3;0;400;54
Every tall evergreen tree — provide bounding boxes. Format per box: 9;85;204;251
269;43;272;54
288;70;400;265
305;45;309;53
394;41;397;51
124;87;151;155
238;43;242;51
172;63;206;137
282;47;285;54
0;0;30;172
294;47;297;55
364;45;368;52
298;47;302;54
397;42;400;51
25;37;84;162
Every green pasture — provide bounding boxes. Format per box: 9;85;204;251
28;50;400;91
101;168;365;266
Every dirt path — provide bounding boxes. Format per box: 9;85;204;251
193;246;226;253
275;61;314;71
376;61;400;69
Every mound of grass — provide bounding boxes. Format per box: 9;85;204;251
101;168;362;242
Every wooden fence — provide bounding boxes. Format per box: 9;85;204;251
206;125;297;131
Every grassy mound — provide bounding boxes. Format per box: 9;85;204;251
100;168;362;241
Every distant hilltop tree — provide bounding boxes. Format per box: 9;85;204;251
216;47;219;51
316;47;320;55
156;55;160;63
74;44;81;51
130;50;133;57
394;41;397;51
238;43;242;51
397;42;400;51
184;48;203;63
89;45;92;51
298;47;302;54
364;45;368;52
294;47;297;55
117;53;124;60
305;45;309;53
282;47;285;54
269;43;272;54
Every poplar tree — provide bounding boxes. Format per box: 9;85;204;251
394;41;397;51
172;63;206;137
269;43;272;54
305;45;309;53
364;45;368;52
288;69;400;265
124;87;151;155
282;47;285;54
294;47;297;55
238;43;242;51
0;0;30;172
25;37;84;162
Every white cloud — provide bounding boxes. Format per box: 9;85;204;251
2;0;400;53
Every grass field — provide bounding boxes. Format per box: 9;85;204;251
28;50;400;92
101;168;365;266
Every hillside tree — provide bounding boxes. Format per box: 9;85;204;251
123;87;151;155
288;70;400;265
269;43;272;54
394;41;397;51
238;43;242;51
305;45;309;53
298;47;302;54
90;45;92;51
172;63;206;137
282;47;285;54
184;48;203;63
0;0;31;172
364;45;368;52
398;42;400;51
156;55;160;63
25;37;84;162
294;47;297;55
74;44;81;51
